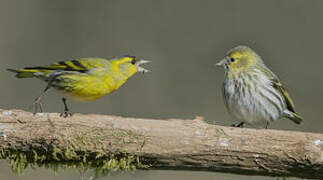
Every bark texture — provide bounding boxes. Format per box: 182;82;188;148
0;109;322;179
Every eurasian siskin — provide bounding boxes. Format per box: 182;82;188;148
216;46;302;128
8;55;150;117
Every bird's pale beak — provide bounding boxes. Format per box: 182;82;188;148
215;59;226;67
137;59;151;73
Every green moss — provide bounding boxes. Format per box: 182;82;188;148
0;146;144;176
0;128;148;176
275;177;289;180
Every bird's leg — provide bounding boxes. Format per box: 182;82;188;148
265;122;270;129
60;98;72;118
231;122;244;128
30;85;50;115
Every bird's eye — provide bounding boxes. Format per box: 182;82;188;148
230;58;236;62
131;59;136;64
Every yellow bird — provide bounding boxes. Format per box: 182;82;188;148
7;55;150;117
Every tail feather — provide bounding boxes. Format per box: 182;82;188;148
7;68;38;78
283;110;303;124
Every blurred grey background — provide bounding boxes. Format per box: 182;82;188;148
0;0;321;179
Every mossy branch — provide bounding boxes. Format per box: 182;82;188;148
0;109;322;179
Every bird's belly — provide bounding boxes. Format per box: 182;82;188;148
54;81;115;102
229;99;270;125
225;84;283;125
60;91;104;102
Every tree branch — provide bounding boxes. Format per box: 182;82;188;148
0;109;322;179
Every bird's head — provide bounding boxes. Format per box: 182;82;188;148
216;46;262;73
113;55;150;76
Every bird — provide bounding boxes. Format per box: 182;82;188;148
216;45;302;128
7;55;150;117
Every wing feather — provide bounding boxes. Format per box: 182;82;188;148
7;58;110;79
25;58;108;72
257;64;295;112
272;80;295;112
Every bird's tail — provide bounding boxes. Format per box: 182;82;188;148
283;110;303;124
7;68;38;78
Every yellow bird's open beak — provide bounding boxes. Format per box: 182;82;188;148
137;59;151;73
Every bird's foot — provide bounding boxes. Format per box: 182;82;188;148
60;110;73;118
231;122;244;128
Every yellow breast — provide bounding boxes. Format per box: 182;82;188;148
56;72;118;102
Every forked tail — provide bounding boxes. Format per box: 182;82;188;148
283;110;303;124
